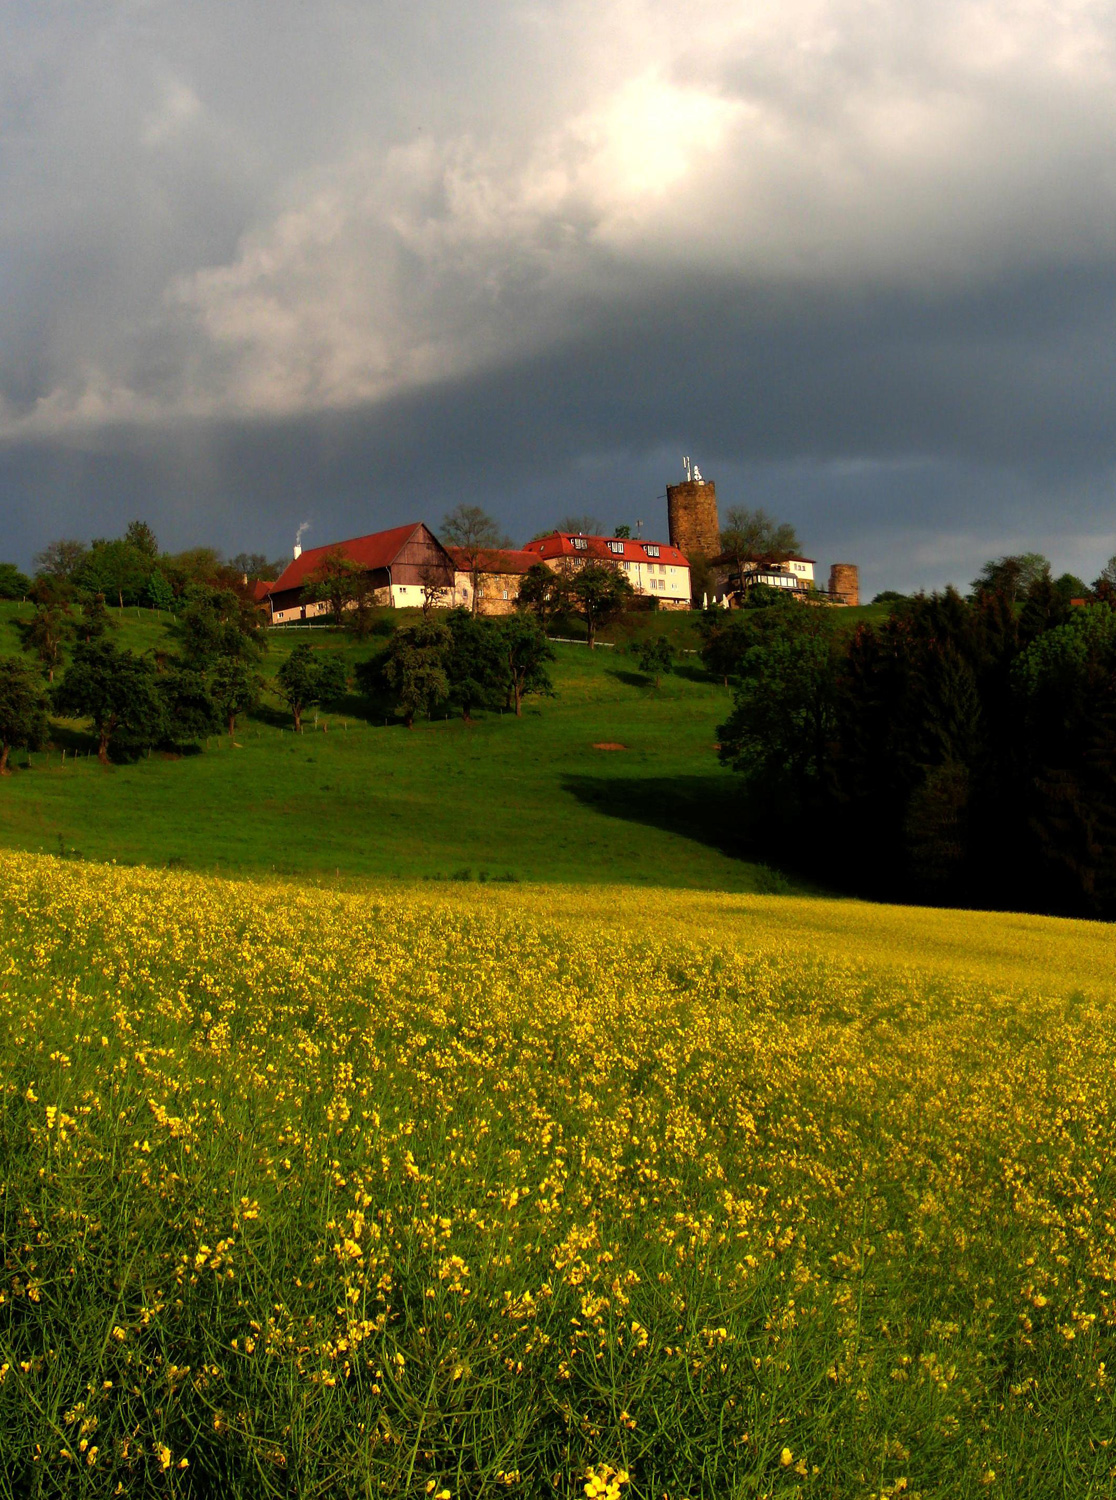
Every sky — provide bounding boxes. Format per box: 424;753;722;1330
3;0;1116;595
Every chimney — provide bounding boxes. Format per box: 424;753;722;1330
293;542;302;560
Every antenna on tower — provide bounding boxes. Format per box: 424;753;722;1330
682;455;692;482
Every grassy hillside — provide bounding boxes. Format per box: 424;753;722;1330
2;850;1113;1498
0;602;783;890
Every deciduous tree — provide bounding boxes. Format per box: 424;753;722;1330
568;563;633;648
75;538;157;608
175;589;266;670
556;514;605;536
34;539;88;580
0;563;30;600
210;656;262;741
500;616;553;715
0;657;48;775
971;553;1050;606
124;520;159;558
275;644;347;732
516;563;569;627
719;508;800;564
440;505;510;614
381;618;451;728
53;639;164;763
304;550;373;628
444;610;505;722
717;607;840;816
157;668;221;747
636;635;673;687
20;601;71;682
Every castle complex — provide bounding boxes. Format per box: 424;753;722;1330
263;460;858;621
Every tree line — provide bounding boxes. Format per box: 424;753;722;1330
708;551;1116;918
0;595;555;772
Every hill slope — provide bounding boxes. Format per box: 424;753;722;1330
0;603;776;890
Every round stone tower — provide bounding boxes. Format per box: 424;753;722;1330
667;478;720;561
828;563;859;606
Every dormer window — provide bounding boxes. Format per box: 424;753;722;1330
608;540;625;554
572;536;588;550
645;544;660;558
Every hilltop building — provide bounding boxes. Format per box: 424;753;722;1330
447;546;538;615
523;532;691;609
258;488;847;623
667;458;720;562
827;563;859;606
267;523;454;623
719;556;817;603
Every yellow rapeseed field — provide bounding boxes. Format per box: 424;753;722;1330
1;850;1114;1498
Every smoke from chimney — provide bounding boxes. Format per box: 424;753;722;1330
293;520;310;560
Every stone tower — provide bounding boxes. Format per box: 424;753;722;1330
828;563;859;606
667;477;720;561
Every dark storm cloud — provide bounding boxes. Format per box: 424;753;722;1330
3;1;1116;594
6;257;1116;595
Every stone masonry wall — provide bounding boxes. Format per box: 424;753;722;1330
828;563;860;606
667;480;721;560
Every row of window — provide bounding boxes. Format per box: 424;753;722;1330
570;536;661;559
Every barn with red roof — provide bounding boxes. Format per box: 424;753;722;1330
266;523;455;623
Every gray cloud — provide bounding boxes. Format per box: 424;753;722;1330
3;0;1116;592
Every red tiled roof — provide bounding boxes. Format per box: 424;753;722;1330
522;533;690;567
270;523;423;592
446;546;538;576
252;578;276;602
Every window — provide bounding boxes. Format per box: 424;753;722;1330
645;544;660;558
608;540;624;554
572;536;588;550
502;589;509;600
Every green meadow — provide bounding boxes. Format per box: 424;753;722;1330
0;601;791;890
